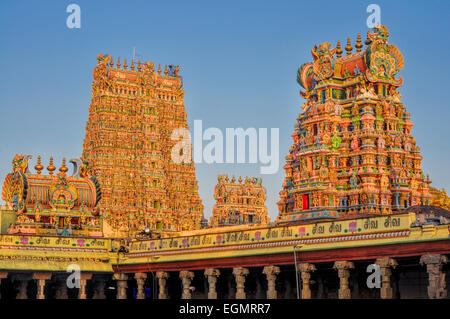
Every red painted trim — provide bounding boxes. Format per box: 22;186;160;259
114;239;450;273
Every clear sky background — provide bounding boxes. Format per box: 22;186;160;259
0;0;449;221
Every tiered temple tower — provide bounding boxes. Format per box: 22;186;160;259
82;55;203;235
277;26;431;223
210;175;269;227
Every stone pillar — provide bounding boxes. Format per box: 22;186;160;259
33;273;52;300
333;261;354;299
233;267;249;299
299;263;316;299
180;271;194;299
78;273;92;299
16;280;28;299
113;273;128;299
420;254;448;299
375;257;398;299
92;277;107;299
156;271;169;299
0;272;7;299
263;266;280;299
135;273;147;299
204;268;220;299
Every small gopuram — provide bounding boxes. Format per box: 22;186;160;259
82;55;204;236
0;154;102;237
278;26;431;223
209;175;269;227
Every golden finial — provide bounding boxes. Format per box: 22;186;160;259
131;59;135;70
59;158;68;174
345;37;352;55
336;41;343;58
231;176;236;183
124;58;128;69
117;57;121;68
138;61;141;71
164;65;168;76
158;64;161;75
365;30;372;46
238;176;242;183
355;33;363;53
34;156;43;174
47;157;56;175
110;56;114;67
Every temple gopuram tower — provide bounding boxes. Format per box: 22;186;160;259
210;175;269;227
82;55;203;235
277;26;431;223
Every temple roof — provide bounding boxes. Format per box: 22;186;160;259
402;205;450;218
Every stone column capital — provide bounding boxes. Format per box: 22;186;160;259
333;261;354;270
420;254;448;266
179;271;194;280
135;272;147;280
298;263;316;273
205;268;220;277
156;271;169;279
113;273;128;281
263;265;280;276
32;272;52;280
376;257;398;269
233;267;249;277
80;273;93;281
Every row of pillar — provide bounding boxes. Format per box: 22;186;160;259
0;272;107;299
113;254;447;299
0;254;447;299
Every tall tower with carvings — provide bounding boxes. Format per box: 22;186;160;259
277;26;431;223
210;175;269;227
82;55;203;235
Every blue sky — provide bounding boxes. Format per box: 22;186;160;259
0;0;449;220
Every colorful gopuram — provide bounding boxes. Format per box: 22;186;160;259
82;55;204;236
0;155;102;237
209;175;269;227
277;26;431;223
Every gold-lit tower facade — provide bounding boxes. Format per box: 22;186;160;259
82;55;203;235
